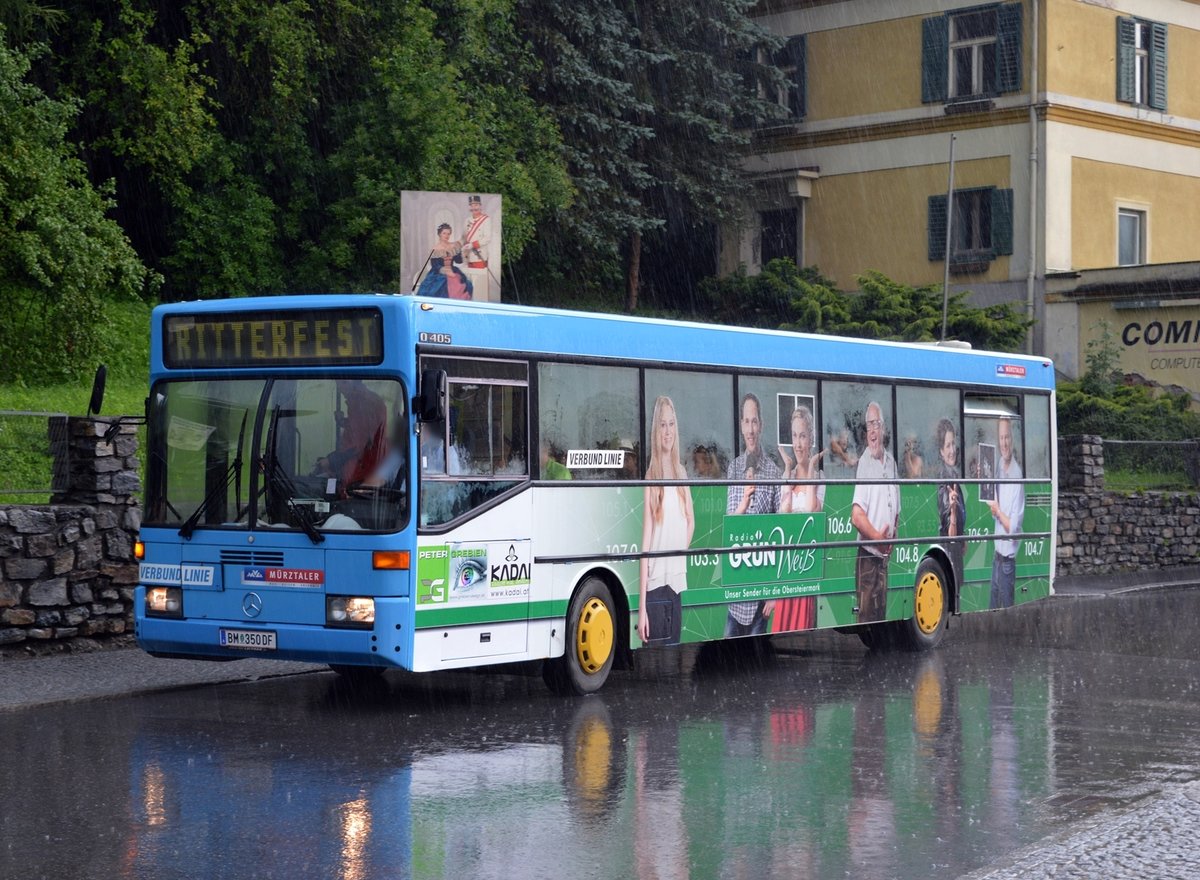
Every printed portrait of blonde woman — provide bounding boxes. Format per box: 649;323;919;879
638;396;695;646
774;404;824;634
779;405;825;515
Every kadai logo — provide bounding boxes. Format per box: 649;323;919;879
490;543;531;585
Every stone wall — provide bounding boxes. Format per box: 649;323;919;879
1056;434;1200;576
0;417;139;653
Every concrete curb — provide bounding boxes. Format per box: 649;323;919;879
1053;564;1200;596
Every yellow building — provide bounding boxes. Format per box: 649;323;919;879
731;0;1200;384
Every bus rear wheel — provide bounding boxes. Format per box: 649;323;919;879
543;577;617;696
897;557;949;651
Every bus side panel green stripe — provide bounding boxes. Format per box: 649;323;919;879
415;600;565;628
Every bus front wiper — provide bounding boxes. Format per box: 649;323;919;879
263;454;325;545
179;413;247;540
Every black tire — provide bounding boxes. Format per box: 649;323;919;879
543;577;617;696
329;663;386;685
896;556;949;651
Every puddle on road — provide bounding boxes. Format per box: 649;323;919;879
4;588;1200;879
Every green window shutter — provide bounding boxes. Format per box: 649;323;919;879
928;194;948;261
921;16;948;104
1149;22;1168;110
990;188;1014;256
1116;17;1136;102
789;34;807;120
996;3;1023;93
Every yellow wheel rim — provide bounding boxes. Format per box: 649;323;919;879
572;716;614;814
575;596;614;674
912;664;944;741
914;570;945;635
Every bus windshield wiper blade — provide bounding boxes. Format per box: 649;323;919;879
179;461;238;539
264;456;324;545
179;412;248;540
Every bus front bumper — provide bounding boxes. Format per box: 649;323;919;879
134;589;414;669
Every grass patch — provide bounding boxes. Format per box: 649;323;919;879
1;300;152;503
1105;469;1195;493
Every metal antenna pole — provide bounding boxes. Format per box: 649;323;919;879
941;133;958;342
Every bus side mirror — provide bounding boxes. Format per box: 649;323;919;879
88;365;107;416
415;369;447;422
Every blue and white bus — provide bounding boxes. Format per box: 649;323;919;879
135;295;1056;694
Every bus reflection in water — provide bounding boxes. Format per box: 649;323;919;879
122;654;1051;878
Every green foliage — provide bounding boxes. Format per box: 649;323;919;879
698;261;1032;351
160;141;282;298
0;1;65;46
0;34;152;384
1059;376;1200;491
515;0;782;309
1059;315;1197;450
1057;379;1200;441
19;0;571;300
95;298;153;385
1080;319;1122;397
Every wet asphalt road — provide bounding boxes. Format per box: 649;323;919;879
3;581;1200;879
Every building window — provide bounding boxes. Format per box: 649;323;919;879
927;187;1013;266
758;35;806;122
953;190;991;254
761;208;799;266
950;9;996;99
1117;208;1146;266
1117;18;1167;110
922;4;1022;104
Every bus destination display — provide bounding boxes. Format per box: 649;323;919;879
164;308;383;368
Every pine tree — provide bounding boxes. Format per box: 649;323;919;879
517;0;783;310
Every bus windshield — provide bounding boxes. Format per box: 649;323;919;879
145;376;409;534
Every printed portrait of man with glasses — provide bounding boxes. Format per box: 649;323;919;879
850;400;900;622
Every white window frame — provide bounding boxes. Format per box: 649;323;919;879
1116;204;1149;267
1133;20;1151;106
949;10;997;99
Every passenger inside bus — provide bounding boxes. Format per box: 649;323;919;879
313;379;387;484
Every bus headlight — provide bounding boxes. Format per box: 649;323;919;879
146;587;183;618
327;597;375;628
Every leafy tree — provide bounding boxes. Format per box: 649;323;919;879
0;34;151;383
1079;319;1122;397
21;0;570;300
699;261;1032;351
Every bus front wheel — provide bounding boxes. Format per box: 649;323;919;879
858;557;949;652
897;557;949;651
543;577;617;696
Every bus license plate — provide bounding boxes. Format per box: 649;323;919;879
219;629;277;651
